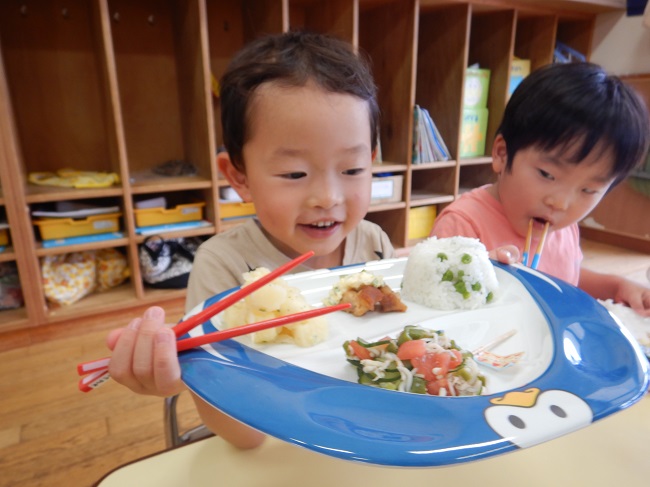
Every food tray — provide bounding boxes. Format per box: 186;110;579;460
179;258;649;467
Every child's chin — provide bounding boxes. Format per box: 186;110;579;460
308;238;344;254
304;238;346;258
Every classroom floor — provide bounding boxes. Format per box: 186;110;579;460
0;239;648;487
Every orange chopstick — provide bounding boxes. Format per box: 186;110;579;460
530;221;549;270
522;219;533;267
77;251;316;390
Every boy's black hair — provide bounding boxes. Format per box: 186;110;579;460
219;31;379;172
498;62;650;183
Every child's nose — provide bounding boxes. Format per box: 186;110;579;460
310;177;343;209
544;191;570;211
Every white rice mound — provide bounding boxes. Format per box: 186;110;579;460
401;236;499;310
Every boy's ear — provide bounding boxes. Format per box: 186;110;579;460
217;152;253;202
491;134;508;174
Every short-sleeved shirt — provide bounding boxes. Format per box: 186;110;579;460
431;185;582;285
186;218;395;312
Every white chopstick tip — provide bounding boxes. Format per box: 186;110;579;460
77;357;110;375
78;369;111;392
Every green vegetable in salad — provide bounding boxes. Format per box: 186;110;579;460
344;326;486;397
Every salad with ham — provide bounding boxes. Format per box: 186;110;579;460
343;325;486;396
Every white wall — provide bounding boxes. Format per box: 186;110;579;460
591;10;650;75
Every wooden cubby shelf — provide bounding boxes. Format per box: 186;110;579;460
0;0;624;333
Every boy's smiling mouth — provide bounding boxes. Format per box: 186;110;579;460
310;220;337;228
299;220;342;236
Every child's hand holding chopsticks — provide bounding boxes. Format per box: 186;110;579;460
105;306;184;397
79;251;349;393
489;245;521;265
488;218;549;269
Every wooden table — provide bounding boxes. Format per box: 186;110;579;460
96;396;650;487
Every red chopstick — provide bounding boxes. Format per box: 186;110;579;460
77;251;316;391
175;302;350;351
172;250;315;337
78;302;349;391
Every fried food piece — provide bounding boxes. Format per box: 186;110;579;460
340;284;407;317
378;285;408;313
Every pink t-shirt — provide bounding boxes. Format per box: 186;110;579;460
431;185;582;285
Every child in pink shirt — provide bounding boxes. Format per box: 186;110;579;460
432;62;650;316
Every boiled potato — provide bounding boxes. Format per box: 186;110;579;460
221;267;329;347
222;300;247;328
251;325;280;344
247;282;287;312
287;317;329;347
279;294;311;315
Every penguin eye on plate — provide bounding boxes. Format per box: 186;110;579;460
508;415;526;429
549;404;567;418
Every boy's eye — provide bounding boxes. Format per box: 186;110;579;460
343;168;366;176
538;169;554;180
281;172;306;180
582;187;601;195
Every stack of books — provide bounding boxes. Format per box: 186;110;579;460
412;105;450;164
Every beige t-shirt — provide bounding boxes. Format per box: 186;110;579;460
185;218;395;312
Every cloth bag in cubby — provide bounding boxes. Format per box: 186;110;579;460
96;248;130;291
42;251;97;306
41;249;130;306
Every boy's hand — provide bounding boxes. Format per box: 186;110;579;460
489;245;520;265
613;280;650;317
106;306;186;397
581;268;650;318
